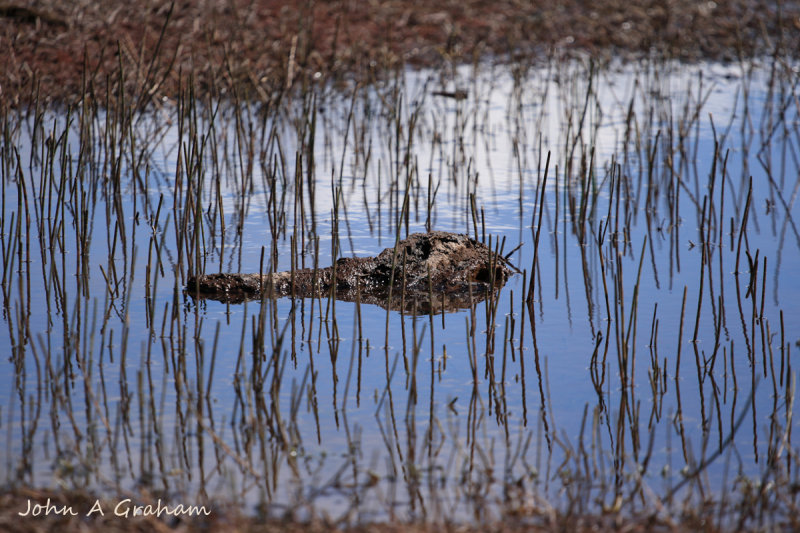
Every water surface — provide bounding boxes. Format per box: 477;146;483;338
2;57;799;524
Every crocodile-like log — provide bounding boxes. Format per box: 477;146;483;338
185;231;514;314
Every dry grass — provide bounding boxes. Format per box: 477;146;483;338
1;0;799;106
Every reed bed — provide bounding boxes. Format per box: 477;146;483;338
1;50;800;532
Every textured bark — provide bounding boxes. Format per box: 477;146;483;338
186;231;513;314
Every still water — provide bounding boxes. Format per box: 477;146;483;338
2;57;799;523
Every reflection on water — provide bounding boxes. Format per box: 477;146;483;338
2;57;800;525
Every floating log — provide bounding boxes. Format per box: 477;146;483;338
185;231;514;314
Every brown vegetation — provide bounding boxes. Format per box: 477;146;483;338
1;0;799;106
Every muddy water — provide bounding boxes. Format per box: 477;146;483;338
2;57;799;523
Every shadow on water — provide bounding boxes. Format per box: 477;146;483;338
2;54;800;528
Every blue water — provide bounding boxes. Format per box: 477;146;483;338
1;57;799;524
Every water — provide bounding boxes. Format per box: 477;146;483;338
2;56;799;524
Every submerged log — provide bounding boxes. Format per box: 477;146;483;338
185;231;514;314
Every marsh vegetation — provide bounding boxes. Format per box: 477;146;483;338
2;44;800;531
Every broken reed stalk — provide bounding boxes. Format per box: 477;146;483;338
526;151;550;305
734;177;753;276
675;286;688;379
691;196;708;344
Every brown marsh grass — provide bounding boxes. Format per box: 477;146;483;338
1;5;800;532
